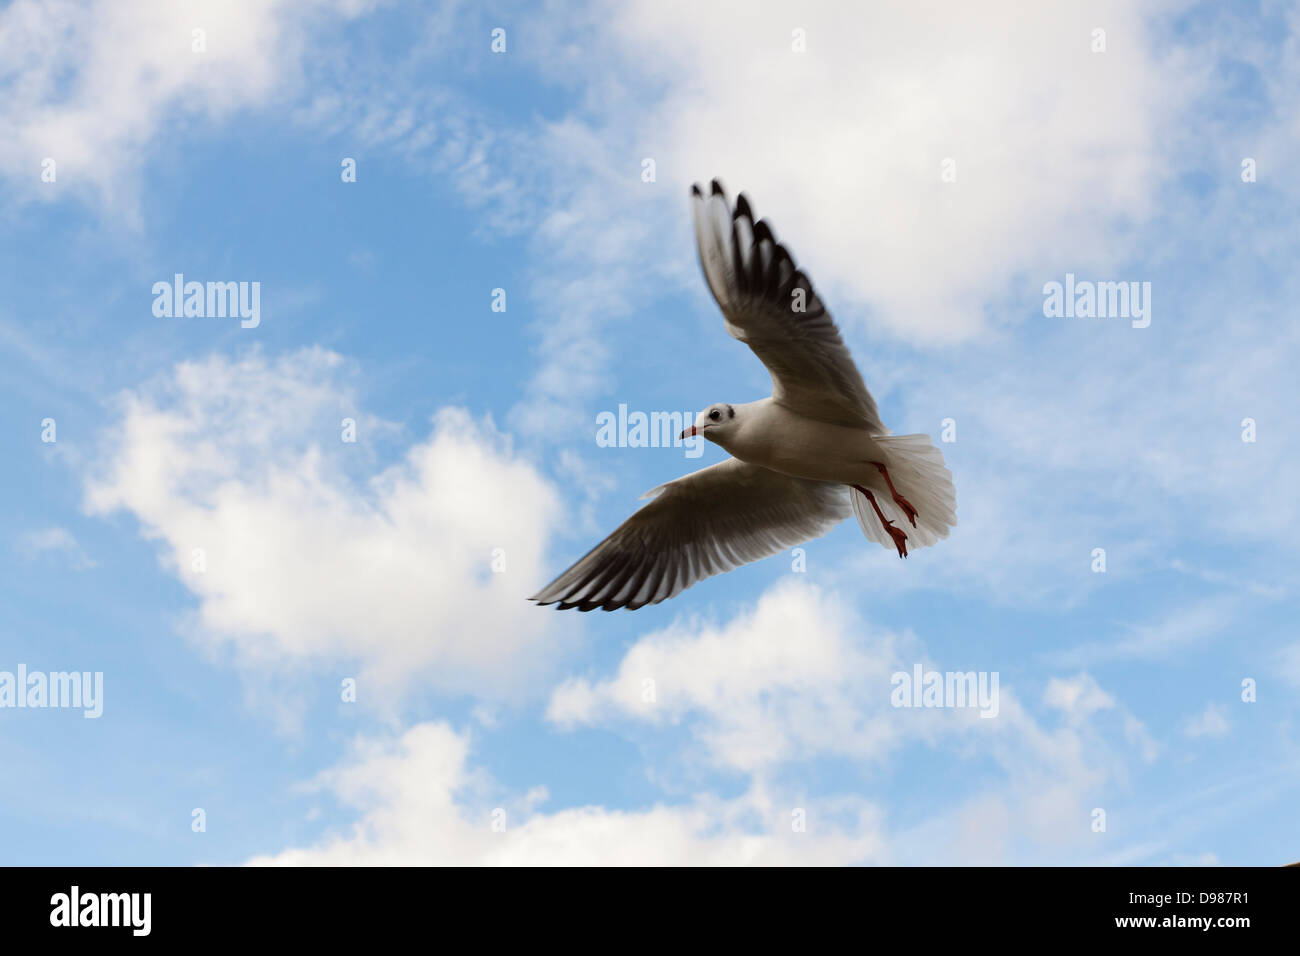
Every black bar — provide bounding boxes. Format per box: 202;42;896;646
0;865;1290;942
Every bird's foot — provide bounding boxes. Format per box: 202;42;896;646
853;484;909;558
893;493;919;528
883;518;909;559
873;462;918;528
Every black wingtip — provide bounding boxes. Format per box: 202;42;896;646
690;182;703;198
753;219;774;243
735;193;753;220
710;178;726;197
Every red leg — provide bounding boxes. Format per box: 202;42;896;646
873;462;918;528
852;484;908;558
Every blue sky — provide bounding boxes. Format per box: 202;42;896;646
1;0;1298;865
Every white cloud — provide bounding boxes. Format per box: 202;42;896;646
604;0;1186;342
84;347;567;699
15;526;96;570
246;720;885;865
548;579;924;773
0;0;368;215
1044;673;1115;722
547;579;1155;862
488;0;1200;433
246;578;1163;864
1183;702;1230;739
1048;597;1240;668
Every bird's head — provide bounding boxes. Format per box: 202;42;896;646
680;402;738;443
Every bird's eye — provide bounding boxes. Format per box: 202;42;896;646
709;410;721;421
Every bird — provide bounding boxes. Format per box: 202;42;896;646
530;179;956;612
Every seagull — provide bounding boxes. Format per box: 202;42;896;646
530;180;956;612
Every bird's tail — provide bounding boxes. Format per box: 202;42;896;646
850;434;957;553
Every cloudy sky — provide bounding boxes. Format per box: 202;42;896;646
2;0;1298;865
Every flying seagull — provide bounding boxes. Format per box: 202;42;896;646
531;180;956;611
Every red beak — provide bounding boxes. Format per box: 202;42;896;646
680;425;700;439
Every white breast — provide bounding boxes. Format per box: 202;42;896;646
719;400;883;484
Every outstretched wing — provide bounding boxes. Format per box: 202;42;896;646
530;458;850;611
691;179;886;433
